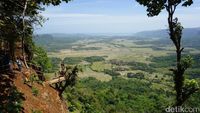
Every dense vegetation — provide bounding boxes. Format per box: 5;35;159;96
110;59;155;73
63;57;84;65
0;87;24;113
63;76;200;113
63;56;105;65
64;77;173;113
103;69;120;77
49;57;62;72
34;35;83;52
149;54;200;79
84;56;105;63
135;37;200;50
31;46;52;72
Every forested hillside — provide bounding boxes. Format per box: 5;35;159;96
134;27;200;39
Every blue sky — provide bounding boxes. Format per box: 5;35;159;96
35;0;200;34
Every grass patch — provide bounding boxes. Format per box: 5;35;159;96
32;87;39;96
91;62;111;72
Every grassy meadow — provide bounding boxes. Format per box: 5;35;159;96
46;37;199;81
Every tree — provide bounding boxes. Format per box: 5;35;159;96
31;46;52;72
54;63;79;97
0;0;71;60
135;0;199;106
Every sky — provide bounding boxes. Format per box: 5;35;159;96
35;0;200;34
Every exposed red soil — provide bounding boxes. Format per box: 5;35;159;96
12;68;68;113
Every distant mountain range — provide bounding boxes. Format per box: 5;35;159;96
134;27;200;39
34;28;200;50
35;27;200;40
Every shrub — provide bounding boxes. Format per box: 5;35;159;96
32;87;39;96
104;69;120;76
84;56;105;63
31;109;43;113
127;72;145;79
63;57;84;65
0;87;24;113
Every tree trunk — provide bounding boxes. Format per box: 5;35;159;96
175;49;184;106
167;6;184;106
46;76;66;84
22;0;29;68
9;41;15;60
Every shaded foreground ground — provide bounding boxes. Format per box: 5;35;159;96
0;68;68;113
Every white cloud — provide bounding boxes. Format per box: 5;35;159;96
43;13;106;18
37;5;200;34
37;13;166;33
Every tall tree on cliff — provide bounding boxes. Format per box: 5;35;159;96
0;0;71;61
135;0;199;106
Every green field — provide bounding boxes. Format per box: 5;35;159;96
46;37;199;81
